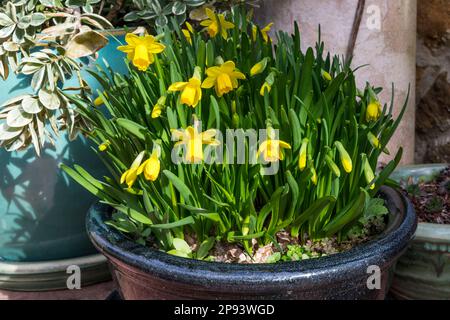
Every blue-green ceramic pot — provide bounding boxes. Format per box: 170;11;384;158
0;31;128;263
390;164;450;300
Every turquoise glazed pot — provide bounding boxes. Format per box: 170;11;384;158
390;164;450;300
0;31;127;263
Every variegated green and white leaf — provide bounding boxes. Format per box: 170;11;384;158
6;133;26;151
22;96;42;114
0;25;16;38
3;41;19;52
36;115;46;146
18;15;31;29
0;122;22;140
31;67;45;90
0;57;8;80
30;13;46;27
38;89;60;110
1;94;30;108
0;13;14;27
28;121;40;156
7;107;33;128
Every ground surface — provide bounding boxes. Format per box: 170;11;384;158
0;281;115;300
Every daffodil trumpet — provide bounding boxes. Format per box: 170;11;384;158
202;61;246;97
168;67;203;107
118;33;165;72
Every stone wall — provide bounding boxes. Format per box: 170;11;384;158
255;0;417;164
415;0;450;163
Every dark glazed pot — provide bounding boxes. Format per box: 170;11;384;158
87;187;417;300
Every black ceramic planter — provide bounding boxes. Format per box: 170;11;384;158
87;186;417;300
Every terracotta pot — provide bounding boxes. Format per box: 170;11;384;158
86;187;417;300
390;164;450;300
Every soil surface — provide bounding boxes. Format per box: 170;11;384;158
401;166;450;225
203;216;386;264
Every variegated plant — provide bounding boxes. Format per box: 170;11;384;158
0;0;112;155
124;0;260;27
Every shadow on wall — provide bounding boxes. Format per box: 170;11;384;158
0;135;104;262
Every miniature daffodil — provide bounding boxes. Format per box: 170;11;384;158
260;82;271;96
168;67;202;107
118;33;165;72
311;166;318;185
182;22;194;44
200;8;234;39
321;70;332;81
94;92;107;106
335;141;353;173
250;58;269;77
120;151;146;189
252;22;273;43
366;101;382;122
257;138;291;162
98;140;111;152
298;139;308;171
367;132;381;149
362;154;376;190
138;150;160;182
152;96;166;118
172;126;220;163
202;61;246;97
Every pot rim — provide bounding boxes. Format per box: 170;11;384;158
86;186;417;287
415;223;450;243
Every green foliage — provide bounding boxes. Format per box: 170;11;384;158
123;0;260;27
64;8;408;259
0;0;112;154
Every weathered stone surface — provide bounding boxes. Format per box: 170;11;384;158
256;0;417;164
415;0;450;163
416;72;450;163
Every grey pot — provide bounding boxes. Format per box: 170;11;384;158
390;164;450;300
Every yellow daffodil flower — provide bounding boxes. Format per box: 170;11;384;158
298;138;308;171
181;22;194;44
321;70;332;81
311;166;318;185
366;101;382;122
94;92;107;106
152;96;166;118
260;82;271;96
200;8;234;39
202;61;246;97
250;58;269;77
138;150;160;182
257;138;291;162
182;29;192;44
118;33;165;72
252;22;273;43
172;126;220;163
152;104;163;118
367;132;381;149
120;151;145;189
362;154;376;190
98;140;111;152
168;67;202;107
335;141;353;173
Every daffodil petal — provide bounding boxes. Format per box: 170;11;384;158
168;82;188;92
